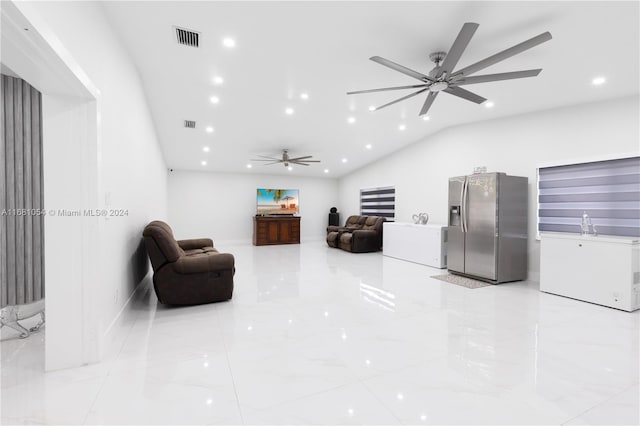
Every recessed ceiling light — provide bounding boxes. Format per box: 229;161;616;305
246;164;252;169
222;37;235;48
212;76;224;85
365;144;372;149
203;146;210;152
592;76;606;85
324;169;329;173
210;96;220;104
398;124;406;131
485;101;494;108
341;158;348;163
422;115;430;121
285;107;294;115
300;93;309;100
205;126;214;133
368;106;376;112
348;117;356;124
287;166;293;171
201;161;207;166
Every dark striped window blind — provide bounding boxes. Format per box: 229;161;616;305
537;156;640;237
360;186;395;221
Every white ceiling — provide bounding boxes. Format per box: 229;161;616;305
101;1;639;178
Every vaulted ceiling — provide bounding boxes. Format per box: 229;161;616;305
102;1;639;177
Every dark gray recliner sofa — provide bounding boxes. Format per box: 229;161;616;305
326;215;385;253
142;221;234;305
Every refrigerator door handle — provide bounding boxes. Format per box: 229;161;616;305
461;177;468;233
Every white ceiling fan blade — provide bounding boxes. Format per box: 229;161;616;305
370;56;434;82
375;87;429;111
439;22;479;76
419;91;438;116
347;83;429;95
452;32;552;78
287;155;313;161
453;69;542;85
254;155;281;160
443;86;486;104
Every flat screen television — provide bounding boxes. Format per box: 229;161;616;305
256;188;299;216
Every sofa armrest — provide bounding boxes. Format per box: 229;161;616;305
173;253;234;274
178;238;214;250
351;229;378;239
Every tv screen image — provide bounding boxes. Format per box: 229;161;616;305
257;188;299;215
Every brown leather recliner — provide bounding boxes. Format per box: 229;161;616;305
326;215;366;248
142;221;234;305
326;215;385;253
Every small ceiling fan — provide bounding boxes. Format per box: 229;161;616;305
347;23;552;116
251;149;321;167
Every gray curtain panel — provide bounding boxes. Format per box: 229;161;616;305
1;74;45;308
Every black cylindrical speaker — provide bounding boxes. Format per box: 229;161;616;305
328;212;340;226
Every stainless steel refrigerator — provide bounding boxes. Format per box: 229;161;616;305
448;172;528;283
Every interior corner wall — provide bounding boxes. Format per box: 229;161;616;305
337;95;640;281
168;171;338;243
16;1;168;364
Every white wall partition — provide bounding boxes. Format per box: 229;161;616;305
3;1;168;369
338;96;640;280
168;171;339;243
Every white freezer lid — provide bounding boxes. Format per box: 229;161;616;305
383;222;447;230
540;232;639;245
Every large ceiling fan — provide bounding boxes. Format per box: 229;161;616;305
347;23;552;116
251;149;321;167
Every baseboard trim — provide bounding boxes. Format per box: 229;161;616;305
100;273;152;361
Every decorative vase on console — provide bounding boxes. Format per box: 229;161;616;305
412;213;429;225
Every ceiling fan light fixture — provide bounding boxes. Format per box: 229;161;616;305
485;101;495;108
429;81;449;92
592;76;606;85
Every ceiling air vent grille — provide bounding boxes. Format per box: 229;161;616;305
175;27;200;47
184;120;196;129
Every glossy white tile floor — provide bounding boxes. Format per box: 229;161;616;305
2;241;639;425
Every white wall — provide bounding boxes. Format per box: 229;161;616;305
168;171;338;243
11;1;168;367
338;96;640;280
